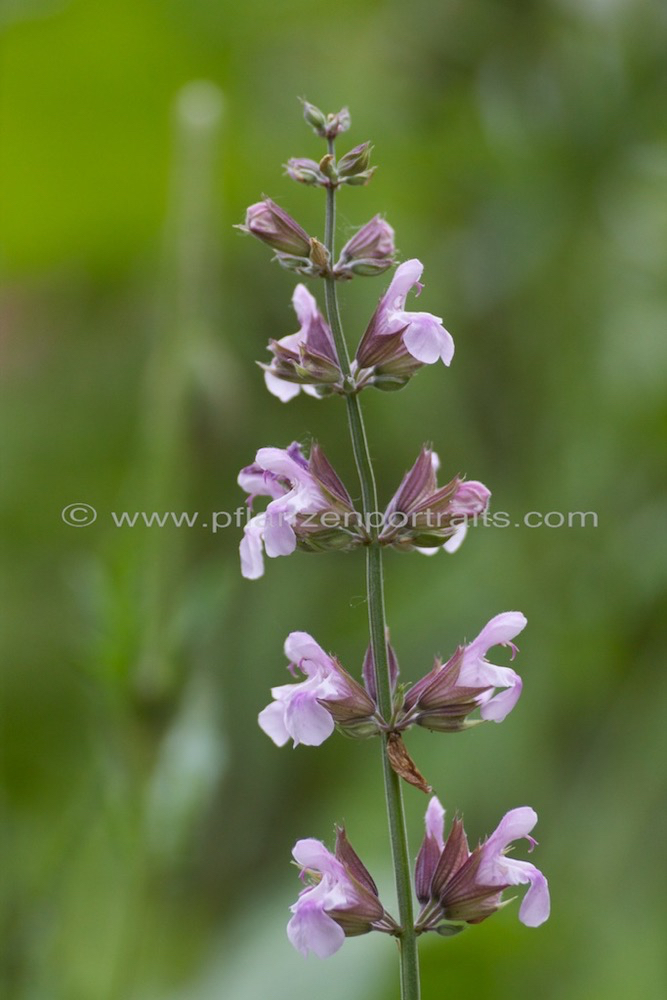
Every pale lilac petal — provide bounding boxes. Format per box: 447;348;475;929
443;521;468;553
425;796;445;850
274;330;306;353
384;258;424;308
518;868;550;927
484;807;538;857
460;656;516;690
237;466;286;501
450;481;491;516
257;700;290;746
302;384;322;398
287;900;345;958
264;370;302;402
284;632;331;672
470;612;527;656
284;689;336;746
263;506;297;557
476;808;549;927
292;838;340;874
240;517;265;579
402;313;454;366
292;283;319;326
256;447;311;483
478;671;522;722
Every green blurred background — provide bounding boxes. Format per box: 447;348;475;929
2;0;666;997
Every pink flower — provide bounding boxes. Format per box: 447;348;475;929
288;829;393;958
285;157;329;187
262;285;342;402
380;447;490;554
401;612;526;731
414;797;550;932
358;259;454;367
238;442;363;579
458;612;526;722
478;807;551;928
258;632;377;747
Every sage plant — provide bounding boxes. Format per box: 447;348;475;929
238;101;549;999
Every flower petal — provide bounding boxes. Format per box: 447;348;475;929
478;670;523;722
484;807;538;857
292;283;319;326
518;868;550;927
469;612;527;657
402;312;453;365
264;370;302;402
263;511;296;558
239;517;265;579
287;898;346;958
284;688;336;746
385;258;424;309
425;796;446;849
284;632;331;673
256;446;311;483
257;700;290;746
292;838;340;873
443;521;468;553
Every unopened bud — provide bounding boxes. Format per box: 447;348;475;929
240;199;311;256
301;99;327;134
285;157;327;186
324;107;351;138
343;258;394;277
334;216;396;280
341;167;377;186
338;215;395;264
337;142;372;178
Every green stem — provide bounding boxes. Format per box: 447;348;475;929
323;141;420;1000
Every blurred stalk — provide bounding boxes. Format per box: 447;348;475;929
135;81;224;703
104;82;226;1000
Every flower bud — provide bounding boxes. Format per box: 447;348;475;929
285;157;328;186
337;141;372;178
324;106;351;138
301;99;327;134
300;101;351;139
340;168;376;186
334;215;396;280
240;199;311;256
